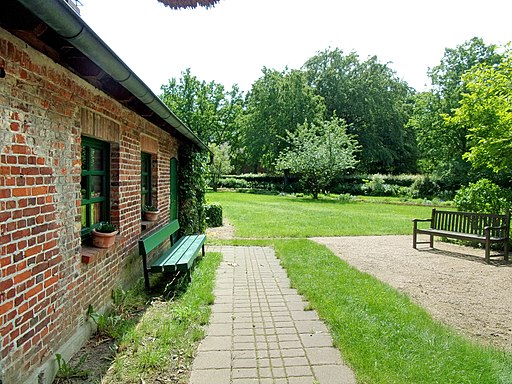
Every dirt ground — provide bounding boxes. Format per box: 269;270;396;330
312;235;512;352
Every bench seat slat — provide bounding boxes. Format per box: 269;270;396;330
415;228;508;242
150;236;188;273
175;235;206;272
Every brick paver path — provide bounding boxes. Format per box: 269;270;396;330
189;246;356;384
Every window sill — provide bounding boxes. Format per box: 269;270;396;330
81;235;121;264
141;220;158;235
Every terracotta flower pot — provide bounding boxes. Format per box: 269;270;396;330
143;210;159;222
92;229;118;248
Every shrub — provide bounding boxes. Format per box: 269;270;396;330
218;177;250;189
453;179;512;214
410;175;440;199
337;193;355;203
205;203;223;227
361;174;398;196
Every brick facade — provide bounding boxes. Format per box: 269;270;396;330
0;28;180;383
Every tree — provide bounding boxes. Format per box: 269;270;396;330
408;37;503;183
160;68;244;146
276;117;359;199
448;48;512;179
207;142;233;191
241;67;325;172
303;48;416;173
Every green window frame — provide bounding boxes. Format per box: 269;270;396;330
81;137;110;238
141;152;152;208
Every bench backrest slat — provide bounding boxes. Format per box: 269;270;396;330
432;210;509;237
139;220;180;256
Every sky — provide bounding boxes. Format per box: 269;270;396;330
80;0;512;95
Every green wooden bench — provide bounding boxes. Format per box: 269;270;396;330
139;219;206;289
413;209;509;263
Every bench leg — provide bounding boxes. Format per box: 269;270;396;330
485;241;491;264
504;241;509;261
429;235;434;248
202;244;205;257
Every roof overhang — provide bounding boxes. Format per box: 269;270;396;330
0;0;209;152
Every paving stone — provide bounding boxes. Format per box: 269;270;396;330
312;364;357;384
300;332;334;348
197;335;231;351
286;364;315;377
306;347;343;365
191;350;231;369
189;368;230;384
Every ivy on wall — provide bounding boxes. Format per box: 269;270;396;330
178;143;208;235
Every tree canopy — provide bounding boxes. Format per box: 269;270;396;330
448;48;512;177
276;117;359;198
303;48;416;173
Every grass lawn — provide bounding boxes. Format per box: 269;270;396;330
207;191;436;237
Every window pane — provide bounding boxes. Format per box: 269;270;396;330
92;202;103;225
81;176;87;200
91;147;103;171
81;205;87;227
91;176;103;198
81;146;87;171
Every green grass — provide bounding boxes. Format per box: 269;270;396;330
216;238;512;384
103;252;222;383
207;191;436;237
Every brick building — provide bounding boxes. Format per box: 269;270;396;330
0;1;207;383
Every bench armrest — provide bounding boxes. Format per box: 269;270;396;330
412;218;432;223
484;224;509;232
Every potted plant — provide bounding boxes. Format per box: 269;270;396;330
143;205;159;221
92;222;118;248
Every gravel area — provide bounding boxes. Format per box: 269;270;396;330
312;235;512;352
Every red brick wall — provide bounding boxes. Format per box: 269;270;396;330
0;28;180;383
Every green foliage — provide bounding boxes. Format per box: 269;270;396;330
95;222;117;233
242;67;325;171
453;179;512;214
178;143;208;235
276;117;359;199
361;174;398;196
337;193;355;203
304;48;417;173
408;37;504;184
143;205;158;212
205;202;223;227
160;68;244;146
448;48;512;176
410;175;440;199
55;353;89;381
218;177;251;189
207;142;233;191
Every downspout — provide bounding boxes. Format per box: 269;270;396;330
17;0;209;152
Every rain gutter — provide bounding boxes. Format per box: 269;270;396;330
17;0;208;152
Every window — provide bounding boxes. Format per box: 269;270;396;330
81;137;110;238
141;152;152;208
